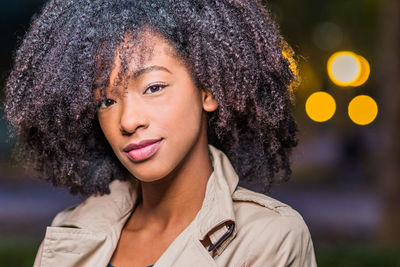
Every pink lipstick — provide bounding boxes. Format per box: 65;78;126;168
123;138;164;162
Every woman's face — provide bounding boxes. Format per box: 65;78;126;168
96;32;217;182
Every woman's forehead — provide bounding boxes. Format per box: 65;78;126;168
95;29;188;92
112;34;173;79
94;29;173;86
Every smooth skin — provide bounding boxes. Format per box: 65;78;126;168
96;30;219;267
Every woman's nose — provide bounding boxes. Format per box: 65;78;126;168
119;101;149;135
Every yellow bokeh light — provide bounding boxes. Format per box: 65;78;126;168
351;55;370;87
348;95;378;125
327;51;370;87
306;91;336;122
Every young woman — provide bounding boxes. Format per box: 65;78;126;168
5;0;317;266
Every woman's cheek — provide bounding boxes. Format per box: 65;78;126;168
98;109;120;145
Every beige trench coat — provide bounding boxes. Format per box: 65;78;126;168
34;145;317;267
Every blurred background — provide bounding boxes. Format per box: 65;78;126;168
0;0;399;266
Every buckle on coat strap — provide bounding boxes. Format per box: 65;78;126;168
208;222;235;252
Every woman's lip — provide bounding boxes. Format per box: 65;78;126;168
124;139;164;162
123;138;163;152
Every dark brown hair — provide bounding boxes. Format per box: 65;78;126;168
5;0;298;196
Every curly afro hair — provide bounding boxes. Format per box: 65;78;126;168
5;0;298;196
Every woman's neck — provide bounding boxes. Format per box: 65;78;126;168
126;124;213;233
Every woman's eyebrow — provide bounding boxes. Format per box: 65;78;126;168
132;65;172;78
93;65;171;89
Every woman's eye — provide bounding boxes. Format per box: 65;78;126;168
144;84;167;94
100;98;116;108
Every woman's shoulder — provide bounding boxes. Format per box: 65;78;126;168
233;185;304;217
49;204;78;227
231;185;310;238
229;186;317;266
48;180;135;228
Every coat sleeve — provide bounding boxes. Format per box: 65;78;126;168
33;206;77;267
245;214;317;267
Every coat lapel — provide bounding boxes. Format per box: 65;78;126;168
39;179;139;266
154;234;219;266
153;145;240;266
40;227;107;267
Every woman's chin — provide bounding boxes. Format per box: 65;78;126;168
127;167;171;184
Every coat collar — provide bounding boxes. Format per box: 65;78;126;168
58;144;239;236
195;144;239;240
51;144;239;262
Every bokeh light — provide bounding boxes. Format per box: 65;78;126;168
327;51;370;87
348;95;378;125
328;51;360;86
306;91;336;122
351;55;370;87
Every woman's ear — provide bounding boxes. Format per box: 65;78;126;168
201;89;219;112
